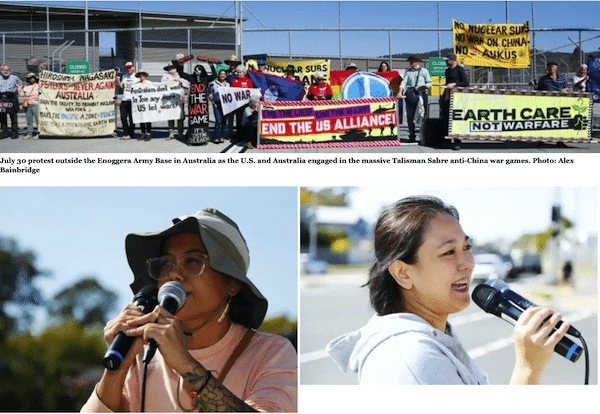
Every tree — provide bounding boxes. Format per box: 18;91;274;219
0;321;106;411
0;235;47;335
300;187;352;207
259;315;297;350
48;277;118;327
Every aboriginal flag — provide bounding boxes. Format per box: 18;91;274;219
247;70;306;101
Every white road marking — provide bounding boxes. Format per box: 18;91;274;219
468;309;594;359
299;310;595;363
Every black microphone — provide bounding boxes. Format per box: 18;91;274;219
143;281;186;364
472;284;583;362
103;285;158;370
485;279;581;338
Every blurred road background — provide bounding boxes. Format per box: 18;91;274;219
299;186;597;385
300;266;597;385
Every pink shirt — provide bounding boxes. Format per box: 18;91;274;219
81;323;297;412
18;83;40;105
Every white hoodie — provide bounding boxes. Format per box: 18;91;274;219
326;313;489;385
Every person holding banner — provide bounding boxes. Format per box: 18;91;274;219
231;65;255;134
284;65;296;81
225;55;242;81
306;72;333;101
0;64;22;139
573;64;589;92
400;55;432;142
257;60;268;74
534;62;569;92
135;70;153;141
440;54;469;149
208;69;230;143
18;73;40;140
237;96;259;149
116;62;138;140
162;62;189;140
378;62;390;72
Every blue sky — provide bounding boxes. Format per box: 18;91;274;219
17;1;600;59
0;187;298;332
346;186;597;245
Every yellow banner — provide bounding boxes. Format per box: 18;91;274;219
38;70;117;137
450;90;592;140
453;20;530;68
264;59;330;87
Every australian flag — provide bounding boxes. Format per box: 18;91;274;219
247;70;305;101
588;55;600;104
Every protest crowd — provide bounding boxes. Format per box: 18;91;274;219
1;19;596;149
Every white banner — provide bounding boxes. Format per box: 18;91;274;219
218;86;262;115
38;69;117;137
131;80;184;123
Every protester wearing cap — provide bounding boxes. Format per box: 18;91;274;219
345;63;359;72
225;55;241;81
116;62;138;140
18;72;40;140
81;208;297;412
441;53;469;149
399;55;432;142
307;71;333;101
134;69;152;141
257;59;267;73
162;62;190;140
284;64;296;81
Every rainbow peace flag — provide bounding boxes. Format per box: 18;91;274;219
330;70;403;100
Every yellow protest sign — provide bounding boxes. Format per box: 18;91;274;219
265;59;330;87
452;20;530;68
450;88;592;141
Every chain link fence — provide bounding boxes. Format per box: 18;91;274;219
1;2;598;88
243;26;600;91
0;26;236;80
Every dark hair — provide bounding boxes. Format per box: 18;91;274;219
365;196;459;316
378;61;390;72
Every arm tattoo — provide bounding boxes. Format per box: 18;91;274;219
183;365;257;412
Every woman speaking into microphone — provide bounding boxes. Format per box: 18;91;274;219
81;208;297;412
327;196;570;385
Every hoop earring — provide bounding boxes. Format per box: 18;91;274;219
218;299;230;323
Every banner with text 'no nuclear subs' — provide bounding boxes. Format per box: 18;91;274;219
453;19;530;68
259;97;399;147
265;60;330;91
38;69;117;137
450;88;593;141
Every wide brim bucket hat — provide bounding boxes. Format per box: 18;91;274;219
126;208;268;329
